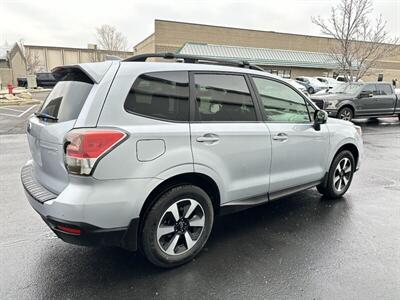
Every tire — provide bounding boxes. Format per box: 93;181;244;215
141;185;214;268
317;150;355;199
308;87;315;94
337;107;353;121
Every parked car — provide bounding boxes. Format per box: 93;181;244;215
17;72;57;88
315;76;340;89
311;82;400;121
282;78;309;95
295;76;328;94
335;75;363;83
21;54;363;268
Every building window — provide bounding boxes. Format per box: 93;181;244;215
264;68;291;79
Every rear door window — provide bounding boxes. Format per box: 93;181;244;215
124;71;189;122
377;84;392;95
361;84;378;96
193;74;257;122
38;70;93;122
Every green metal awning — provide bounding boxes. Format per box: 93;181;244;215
177;42;346;69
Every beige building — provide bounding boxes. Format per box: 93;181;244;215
0;43;133;86
133;20;400;81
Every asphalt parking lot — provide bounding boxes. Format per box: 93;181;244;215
0;115;399;299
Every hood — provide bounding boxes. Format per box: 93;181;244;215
311;93;353;101
327;117;354;126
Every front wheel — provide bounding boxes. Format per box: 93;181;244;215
317;150;355;199
308;87;315;94
338;107;353;121
141;185;214;268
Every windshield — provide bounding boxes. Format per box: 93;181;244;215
285;79;304;89
308;77;325;85
329;83;363;95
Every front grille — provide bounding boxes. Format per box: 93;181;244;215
21;164;57;203
311;99;324;109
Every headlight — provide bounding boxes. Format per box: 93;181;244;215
354;125;362;136
325;100;338;109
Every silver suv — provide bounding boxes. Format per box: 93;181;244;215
22;53;363;268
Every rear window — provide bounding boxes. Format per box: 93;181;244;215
377;84;392;95
124;71;189;122
38;68;93;122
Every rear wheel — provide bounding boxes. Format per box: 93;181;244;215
317;150;355;199
308;87;315;94
338;107;353;121
141;185;214;268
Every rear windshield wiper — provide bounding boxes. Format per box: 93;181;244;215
34;112;58;121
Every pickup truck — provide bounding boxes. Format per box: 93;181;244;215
311;82;400;121
17;72;57;88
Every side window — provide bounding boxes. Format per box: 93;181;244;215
252;77;311;123
361;84;378;96
377;84;392;95
306;101;316;121
194;74;257;122
124;71;189;121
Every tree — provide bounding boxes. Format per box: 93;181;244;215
18;39;41;74
95;24;127;51
25;51;41;74
312;0;399;81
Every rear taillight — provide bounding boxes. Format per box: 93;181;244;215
64;129;127;175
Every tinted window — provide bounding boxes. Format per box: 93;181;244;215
361;84;378;95
253;77;310;123
124;72;189;121
194;74;257;122
39;81;92;122
377;84;392;95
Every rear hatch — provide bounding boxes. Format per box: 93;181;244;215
27;68;94;194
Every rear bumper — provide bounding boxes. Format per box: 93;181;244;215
21;161;140;251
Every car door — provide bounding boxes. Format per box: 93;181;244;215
190;73;271;204
374;84;397;115
356;84;378;116
251;76;330;197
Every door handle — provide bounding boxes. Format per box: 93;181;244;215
196;134;219;143
272;133;288;141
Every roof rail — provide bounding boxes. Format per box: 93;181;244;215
123;52;265;71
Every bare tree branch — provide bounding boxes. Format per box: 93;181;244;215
312;0;399;81
25;51;41;74
95;24;127;51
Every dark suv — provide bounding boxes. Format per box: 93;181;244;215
17;72;57;88
311;82;400;121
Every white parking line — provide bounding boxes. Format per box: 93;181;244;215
17;105;37;117
0;112;21;117
0;107;25;113
0;105;37;118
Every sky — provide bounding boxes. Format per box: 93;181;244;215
0;0;399;50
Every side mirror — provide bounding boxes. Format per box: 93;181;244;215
314;110;328;131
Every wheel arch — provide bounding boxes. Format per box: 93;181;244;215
139;172;221;223
332;143;359;167
337;103;356;117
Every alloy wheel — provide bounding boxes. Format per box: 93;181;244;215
333;157;352;192
339;109;352;121
157;199;205;256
